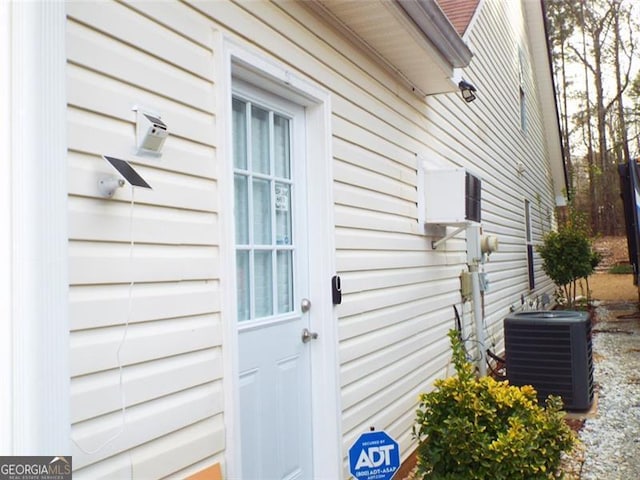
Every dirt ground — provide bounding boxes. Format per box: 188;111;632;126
592;235;630;271
586;236;638;302
581;273;638;302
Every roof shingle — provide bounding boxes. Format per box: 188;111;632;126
436;0;480;36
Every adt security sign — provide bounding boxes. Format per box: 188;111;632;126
348;430;400;480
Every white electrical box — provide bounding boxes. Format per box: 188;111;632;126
423;167;481;224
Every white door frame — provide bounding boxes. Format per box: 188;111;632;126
216;34;342;479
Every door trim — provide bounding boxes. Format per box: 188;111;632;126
216;34;341;479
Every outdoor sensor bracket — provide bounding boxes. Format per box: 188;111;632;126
98;177;126;198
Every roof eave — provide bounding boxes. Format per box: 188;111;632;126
398;0;473;68
524;0;569;206
305;0;472;95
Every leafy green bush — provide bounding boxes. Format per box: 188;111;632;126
413;331;575;479
536;210;600;308
609;263;634;274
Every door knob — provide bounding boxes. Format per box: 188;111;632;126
301;328;319;343
301;298;312;313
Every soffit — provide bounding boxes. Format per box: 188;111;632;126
309;0;472;96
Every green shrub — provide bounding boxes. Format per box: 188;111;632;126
413;331;575;479
536;210;600;308
609;263;634;274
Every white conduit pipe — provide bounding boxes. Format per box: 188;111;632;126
466;224;486;376
470;263;486;377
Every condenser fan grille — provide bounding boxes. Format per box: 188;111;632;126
504;311;594;411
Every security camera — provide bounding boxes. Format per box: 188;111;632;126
136;110;168;155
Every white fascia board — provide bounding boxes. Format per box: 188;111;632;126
397;0;473;68
523;0;568;205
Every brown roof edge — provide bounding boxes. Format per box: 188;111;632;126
435;0;481;37
397;0;473;68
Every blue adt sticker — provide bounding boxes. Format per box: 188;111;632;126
348;430;400;480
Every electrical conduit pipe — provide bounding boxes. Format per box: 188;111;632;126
466;224;486;376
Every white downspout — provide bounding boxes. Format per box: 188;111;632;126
467;224;486;376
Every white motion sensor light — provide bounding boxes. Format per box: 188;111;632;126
135;109;168;156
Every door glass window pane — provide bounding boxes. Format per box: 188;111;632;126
275;182;292;245
233;95;296;322
233;99;247;169
252;106;270;174
234;174;249;244
277;251;293;314
253;178;272;245
274;114;291;179
236;251;250;321
254;251;273;317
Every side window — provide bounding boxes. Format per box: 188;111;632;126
518;47;527;132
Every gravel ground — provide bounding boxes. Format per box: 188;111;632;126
571;302;640;479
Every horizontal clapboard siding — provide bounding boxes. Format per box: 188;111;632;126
220;0;556;475
72;418;224;480
70;348;222;423
65;0;560;477
69;282;219;330
66;0;222;476
459;0;557;339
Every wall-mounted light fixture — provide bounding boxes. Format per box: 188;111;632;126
458;80;477;103
133;107;168;156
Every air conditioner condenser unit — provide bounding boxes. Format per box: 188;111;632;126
504;310;594;411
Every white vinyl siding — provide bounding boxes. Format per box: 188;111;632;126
66;1;223;477
457;0;556;344
65;0;560;477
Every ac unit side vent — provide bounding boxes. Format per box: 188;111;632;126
423;167;481;224
465;172;481;223
504;311;594;411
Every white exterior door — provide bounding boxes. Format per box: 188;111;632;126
232;84;314;479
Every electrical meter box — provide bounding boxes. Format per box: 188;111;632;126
424;168;481;224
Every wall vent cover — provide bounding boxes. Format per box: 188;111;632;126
504;311;594;411
465;171;481;223
423;167;481;224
